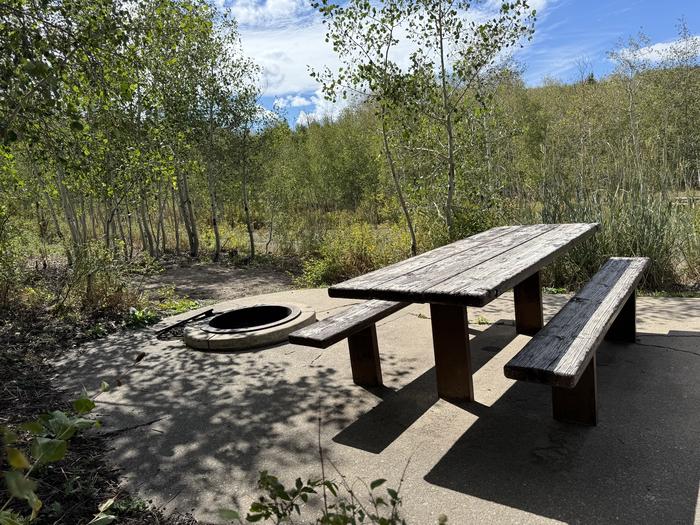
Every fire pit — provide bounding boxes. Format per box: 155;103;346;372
184;302;316;351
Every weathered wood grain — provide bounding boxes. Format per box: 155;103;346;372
552;354;598;425
430;303;474;401
329;223;599;307
328;225;518;298
288;299;407;348
504;257;649;388
423;223;599;305
361;224;556;300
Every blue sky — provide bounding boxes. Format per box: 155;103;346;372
223;0;700;125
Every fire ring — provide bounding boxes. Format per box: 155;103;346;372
184;302;316;351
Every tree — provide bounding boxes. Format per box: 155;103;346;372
313;0;419;255
0;0;129;143
400;0;535;239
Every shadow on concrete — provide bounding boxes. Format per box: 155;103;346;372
56;331;365;512
424;327;700;523
333;321;517;453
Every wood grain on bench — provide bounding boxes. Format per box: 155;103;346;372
288;299;407;348
504;257;649;389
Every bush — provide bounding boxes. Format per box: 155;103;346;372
539;181;696;291
298;221;410;286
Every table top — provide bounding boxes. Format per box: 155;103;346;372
328;223;599;306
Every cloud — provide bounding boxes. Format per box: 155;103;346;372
239;20;337;96
237;0;550;98
229;0;313;28
295;89;349;126
234;0;551;126
617;35;700;63
274;94;313;108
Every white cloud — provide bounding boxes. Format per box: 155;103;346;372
618;35;700;63
239;21;337;96
237;1;550;98
229;0;312;28
289;95;311;106
295;89;349;126
234;0;551;126
275;94;312;108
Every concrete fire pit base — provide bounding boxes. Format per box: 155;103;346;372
183;302;316;351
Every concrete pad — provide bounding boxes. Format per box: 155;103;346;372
55;289;700;524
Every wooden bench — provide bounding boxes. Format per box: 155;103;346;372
504;257;649;425
288;299;408;387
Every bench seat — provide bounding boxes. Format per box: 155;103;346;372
289;299;408;386
504;257;649;425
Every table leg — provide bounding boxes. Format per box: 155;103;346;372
430;303;474;402
347;324;383;387
514;271;544;336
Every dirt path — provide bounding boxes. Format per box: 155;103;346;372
139;263;296;301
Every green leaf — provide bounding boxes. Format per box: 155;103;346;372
28;490;42;520
323;480;337;497
370;478;386;490
43;411;77;439
3;470;38;503
30;437;67;464
20;421;44;435
73;397;96;414
6;448;30;470
0;427;18;445
218;508;241;520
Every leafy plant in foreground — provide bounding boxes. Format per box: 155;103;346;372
218;470;446;524
0;384;114;524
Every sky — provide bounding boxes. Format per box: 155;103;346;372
222;0;700;126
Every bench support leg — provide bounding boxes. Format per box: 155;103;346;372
430;304;474;402
347;324;383;387
606;291;636;343
552;355;597;426
514;271;544;336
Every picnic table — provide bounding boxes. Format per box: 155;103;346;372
327;223;600;402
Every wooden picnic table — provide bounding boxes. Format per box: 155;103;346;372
328;223;600;402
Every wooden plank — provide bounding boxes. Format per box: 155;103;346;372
423;223;599;305
329;223;599;306
328;226;519;298
357;224;557;301
504;257;649;388
288;300;407;348
605;292;636;342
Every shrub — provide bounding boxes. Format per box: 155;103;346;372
298;221;410;286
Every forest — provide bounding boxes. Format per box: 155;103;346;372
2;0;699;320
